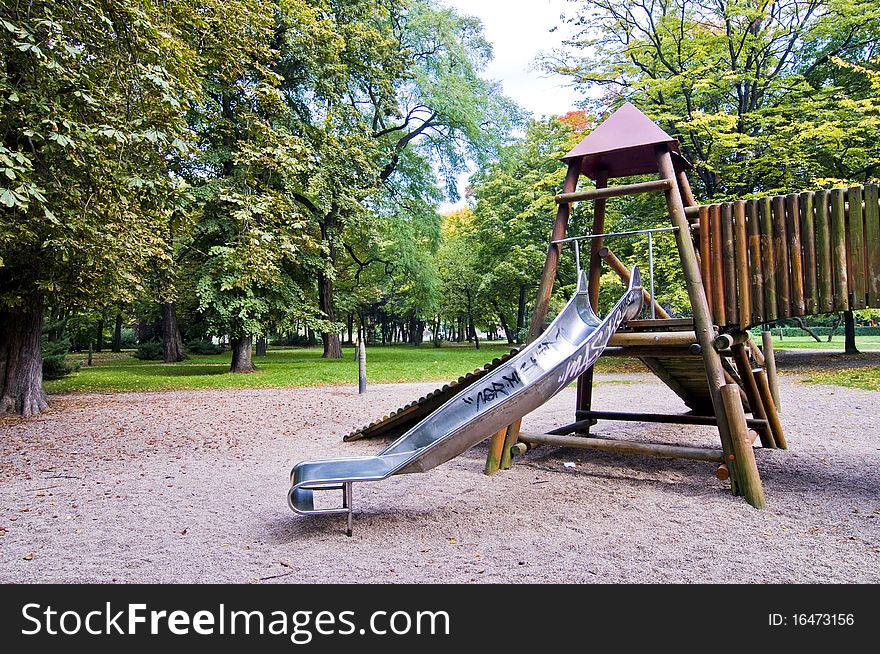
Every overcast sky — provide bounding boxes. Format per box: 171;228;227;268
441;0;582;118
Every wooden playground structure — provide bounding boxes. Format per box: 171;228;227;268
348;103;880;509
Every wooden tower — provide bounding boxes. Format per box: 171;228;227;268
347;103;879;509
485;103;781;508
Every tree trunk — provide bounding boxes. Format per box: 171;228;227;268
792;317;821;342
255;336;267;356
230;336;257;372
0;297;49;417
466;293;479;350
516;285;526;344
844;310;859;354
112;314;123;352
161;302;185;363
318;214;343;359
493;301;515;345
827;314;842;342
95;316;105;352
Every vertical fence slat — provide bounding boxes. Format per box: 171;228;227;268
699;205;713;317
785;194;805;316
830;188;849;311
734;200;751;327
864;184;880;307
760;197;778;321
815;190;834;312
721;203;737;324
772;195;791;318
747;198;764;325
800;191;818;314
710;203;726;325
848;186;867;309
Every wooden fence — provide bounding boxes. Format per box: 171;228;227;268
691;185;880;329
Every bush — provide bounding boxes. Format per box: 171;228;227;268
41;336;80;380
134;341;165;360
186;339;224;355
119;327;137;348
271;333;311;347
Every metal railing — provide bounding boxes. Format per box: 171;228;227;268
553;226;679;319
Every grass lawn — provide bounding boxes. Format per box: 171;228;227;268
760;334;880;350
803;367;880;391
47;344;642;394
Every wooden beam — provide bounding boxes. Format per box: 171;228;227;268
577;172;610;438
562;411;769;431
656;145;740;494
518;431;724;463
731;343;776;449
609;331;697;347
753;368;787;449
734;200;752;327
598;246;671;318
721;384;766;509
602;346;700;358
760;330;781;411
814;190;834;312
555;178;671;204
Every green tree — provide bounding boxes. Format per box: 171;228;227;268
547;0;880;198
311;0;523;357
0;1;196;415
467;113;589;341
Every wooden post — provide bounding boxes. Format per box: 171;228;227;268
800;191;818;314
814;190;834;312
786;194;805;316
518;431;724;463
830;188;849;312
864;184;880;307
761;329;781;411
847;186;867;309
656;145;741;495
677;169;698;207
731;343;776;449
721;203;737;323
746;199;764;325
598;247;670;318
772;195;791;318
753;368;787;449
485;161;581;474
721;384;766;509
575;171;610;436
734;200;751;327
699;206;713;316
710;204;726;325
759;197;778;321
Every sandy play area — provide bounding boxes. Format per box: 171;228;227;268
1;372;878;583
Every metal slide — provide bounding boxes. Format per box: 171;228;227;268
288;268;643;534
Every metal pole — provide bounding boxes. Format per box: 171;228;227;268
574;239;581;277
552;225;679;245
357;326;366;394
648;230;656;319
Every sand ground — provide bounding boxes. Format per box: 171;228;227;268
1;372;878;583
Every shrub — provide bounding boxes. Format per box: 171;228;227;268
134;341;165;360
41;336;80;380
186;339;224;355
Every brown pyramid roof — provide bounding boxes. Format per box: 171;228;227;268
562;103;689;180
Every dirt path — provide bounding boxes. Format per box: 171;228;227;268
1;374;877;583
